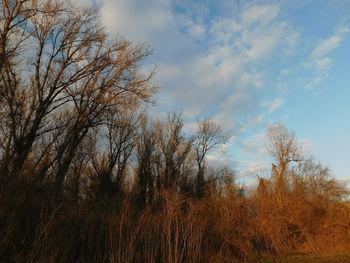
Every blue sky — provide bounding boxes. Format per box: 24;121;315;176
76;0;350;184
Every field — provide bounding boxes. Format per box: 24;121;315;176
254;253;350;263
1;1;350;262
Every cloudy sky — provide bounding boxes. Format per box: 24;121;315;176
76;0;350;184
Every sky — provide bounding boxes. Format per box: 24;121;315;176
75;0;350;185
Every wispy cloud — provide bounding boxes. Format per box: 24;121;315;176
100;0;173;42
79;1;300;176
235;160;271;178
312;34;342;60
76;1;298;133
263;97;285;113
67;0;350;181
306;25;349;89
242;5;280;26
199;4;297;130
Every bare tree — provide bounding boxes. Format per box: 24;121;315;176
0;0;155;192
267;123;302;173
266;123;302;207
155;113;192;190
91;106;143;201
135;117;157;208
0;0;39;70
193;118;227;197
295;157;348;202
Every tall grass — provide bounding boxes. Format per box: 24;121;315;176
1;171;349;262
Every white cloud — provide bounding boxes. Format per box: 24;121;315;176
234;131;272;179
312;35;342;59
206;151;232;170
314;57;333;70
241;132;269;157
91;1;303;178
311;26;349;59
100;0;173;42
236;160;270;178
264;97;285;113
71;0;93;7
306;27;350;74
192;4;297;133
305;76;323;90
241;5;280;26
177;15;206;37
93;2;297;126
248;114;265;127
157;63;181;80
299;138;314;155
306;26;349;88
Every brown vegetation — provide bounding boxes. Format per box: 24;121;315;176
0;1;349;262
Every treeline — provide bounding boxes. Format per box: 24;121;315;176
0;1;349;262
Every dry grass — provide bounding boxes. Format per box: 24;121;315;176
1;173;349;262
252;253;350;263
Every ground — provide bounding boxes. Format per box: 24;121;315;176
253;253;350;263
